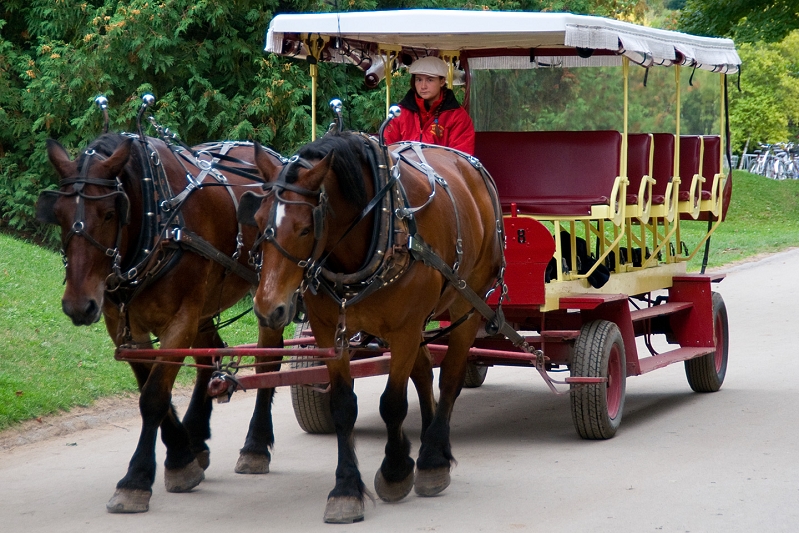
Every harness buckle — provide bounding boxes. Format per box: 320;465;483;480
195;150;213;171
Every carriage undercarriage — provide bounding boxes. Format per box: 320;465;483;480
116;259;727;441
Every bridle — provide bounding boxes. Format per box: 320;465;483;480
38;149;130;272
249;155;328;276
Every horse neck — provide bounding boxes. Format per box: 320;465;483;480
322;162;376;273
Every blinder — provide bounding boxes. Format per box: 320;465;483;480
36;188;131;226
116;192;131;226
35;190;61;225
237;191;266;227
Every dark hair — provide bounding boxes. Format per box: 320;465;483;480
291;132;368;209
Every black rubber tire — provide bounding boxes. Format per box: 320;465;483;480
684;292;728;393
463;363;488;388
570;320;627;440
289;323;335;434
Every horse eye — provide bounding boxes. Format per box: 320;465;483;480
299;227;311;237
104;211;115;222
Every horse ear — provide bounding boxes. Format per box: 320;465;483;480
100;137;133;178
46;139;77;179
305;151;335;190
238;191;265;227
254;142;281;181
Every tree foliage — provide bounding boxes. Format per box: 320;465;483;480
0;0;381;240
0;0;740;241
679;0;799;43
728;32;799;152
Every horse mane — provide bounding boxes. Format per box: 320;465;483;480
293;132;368;209
77;133;146;186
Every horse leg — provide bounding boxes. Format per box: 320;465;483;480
235;326;283;474
181;327;225;471
415;310;481;497
323;355;365;523
410;345;437;439
374;336;426;503
107;361;202;513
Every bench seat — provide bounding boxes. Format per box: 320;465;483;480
474;130;623;219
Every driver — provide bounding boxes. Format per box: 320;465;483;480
383;56;475;155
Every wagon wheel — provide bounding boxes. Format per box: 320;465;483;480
570;320;626;440
289;322;335;434
463;363;488;388
684;292;728;393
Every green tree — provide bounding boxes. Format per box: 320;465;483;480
727;32;799;152
679;0;799;43
0;0;379;240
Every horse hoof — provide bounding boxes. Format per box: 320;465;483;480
164;458;205;492
106;488;151;513
235;452;270;474
374;468;414;502
196;449;210;471
323;496;364;524
414;467;450;497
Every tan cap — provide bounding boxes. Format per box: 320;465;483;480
409;56;448;78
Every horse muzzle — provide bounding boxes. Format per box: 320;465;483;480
62;297;103;326
253;292;298;330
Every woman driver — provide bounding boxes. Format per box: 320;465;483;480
383;56;475;155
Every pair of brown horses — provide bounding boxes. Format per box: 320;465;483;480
42;129;502;523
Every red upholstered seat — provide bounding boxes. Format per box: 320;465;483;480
626;133;652;204
678;135;708;201
474;131;622;216
700;135;721;200
650;133;675;205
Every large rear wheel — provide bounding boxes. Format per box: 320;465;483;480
570;320;626;440
289;322;335;434
684;292;728;392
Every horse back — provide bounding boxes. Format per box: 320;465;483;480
399;146;503;288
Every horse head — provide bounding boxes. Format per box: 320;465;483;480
37;135;135;325
239;142;334;329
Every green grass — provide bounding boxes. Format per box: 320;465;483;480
0;235;287;430
682;170;799;270
0;169;797;430
0;235;134;429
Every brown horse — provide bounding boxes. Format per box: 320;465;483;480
239;132;503;523
37;133;285;513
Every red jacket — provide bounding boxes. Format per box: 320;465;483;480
384;88;475;155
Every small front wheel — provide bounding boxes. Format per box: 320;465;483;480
570;320;626;440
463;363;488;388
289;322;335;434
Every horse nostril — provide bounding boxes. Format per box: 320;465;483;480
85;299;98;319
271;305;286;324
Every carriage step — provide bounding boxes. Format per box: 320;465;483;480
630;301;693;322
638;346;715;374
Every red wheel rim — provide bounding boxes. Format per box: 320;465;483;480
713;314;724;373
606;344;622;418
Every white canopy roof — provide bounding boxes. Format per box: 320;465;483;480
266;9;740;72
